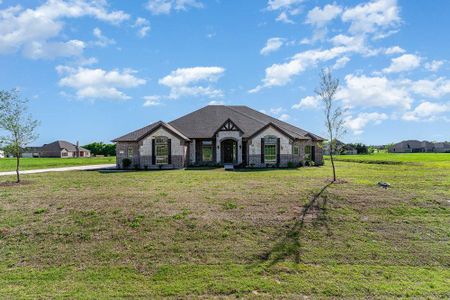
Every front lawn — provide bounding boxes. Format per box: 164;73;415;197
0;157;115;172
0;155;449;298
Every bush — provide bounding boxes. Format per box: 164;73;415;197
287;161;295;168
122;158;131;169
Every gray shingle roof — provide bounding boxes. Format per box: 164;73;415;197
112;105;324;142
41;141;89;153
112;121;190;142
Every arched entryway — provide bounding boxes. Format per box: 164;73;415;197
221;139;237;164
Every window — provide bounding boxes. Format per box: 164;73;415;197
305;145;312;160
155;136;168;164
293;145;299;155
264;144;276;163
264;135;277;163
202;141;213;162
128;146;133;158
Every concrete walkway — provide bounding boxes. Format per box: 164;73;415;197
0;164;116;176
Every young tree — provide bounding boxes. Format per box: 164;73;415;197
0;90;39;183
315;69;346;182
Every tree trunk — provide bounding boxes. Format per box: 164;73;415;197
16;152;20;183
330;152;336;182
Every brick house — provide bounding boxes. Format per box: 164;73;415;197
112;105;324;169
24;141;91;158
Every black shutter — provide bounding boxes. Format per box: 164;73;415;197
152;139;156;164
277;138;281;165
261;138;265;163
168;139;172;164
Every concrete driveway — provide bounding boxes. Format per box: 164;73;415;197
0;164;116;176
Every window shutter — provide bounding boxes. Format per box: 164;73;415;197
261;138;265;163
277;138;281;165
168;139;172;164
152;139;155;164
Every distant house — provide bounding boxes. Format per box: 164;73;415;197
323;140;357;155
0;150;4;159
434;142;450;153
21;141;90;158
22;147;42;158
38;141;91;158
389;140;450;153
112;105;324;169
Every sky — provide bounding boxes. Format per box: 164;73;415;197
1;0;449;146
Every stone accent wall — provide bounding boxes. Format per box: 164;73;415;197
189;139;196;165
116;127;188;169
246;126;324;168
216;131;242;164
116;142;140;168
314;143;324;165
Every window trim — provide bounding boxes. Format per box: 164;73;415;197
155;136;169;165
264;144;277;163
293;144;299;155
202;141;213;162
127;146;133;158
305;145;312;160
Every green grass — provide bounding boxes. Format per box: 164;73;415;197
0;153;449;298
0;157;115;172
330;152;450;165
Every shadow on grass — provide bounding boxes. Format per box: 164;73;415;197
260;181;334;266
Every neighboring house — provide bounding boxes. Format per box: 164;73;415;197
22;147;42;158
113;105;324;169
0;150;4;159
323;140;357;155
38;141;91;158
434;142;450;153
389;140;437;153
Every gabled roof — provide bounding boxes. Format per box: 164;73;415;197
112;105;324;143
112;121;190;142
169;105;324;140
40;141;89;153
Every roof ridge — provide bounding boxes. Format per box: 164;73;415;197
224;105;267;126
234;106;310;137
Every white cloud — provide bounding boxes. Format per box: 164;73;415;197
344;112;388;135
146;0;203;15
275;11;294;24
407;77;450;98
267;0;303;11
402;102;450;121
292;95;320;109
133;17;151;38
341;0;401;35
92;27;115;47
338;74;412;109
0;0;129;59
332;56;350;70
270;107;285;115
306;4;342;27
208;100;225;105
383;54;421;73
425;60;444;72
57;66;146;100
260;37;285;55
159;66;225;99
22;39;85;59
384;46;405;55
251;46;352;92
267;0;303;24
143;95;162;106
278;113;290;121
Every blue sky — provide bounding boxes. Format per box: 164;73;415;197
1;0;449;146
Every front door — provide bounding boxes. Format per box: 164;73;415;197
221;139;236;164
